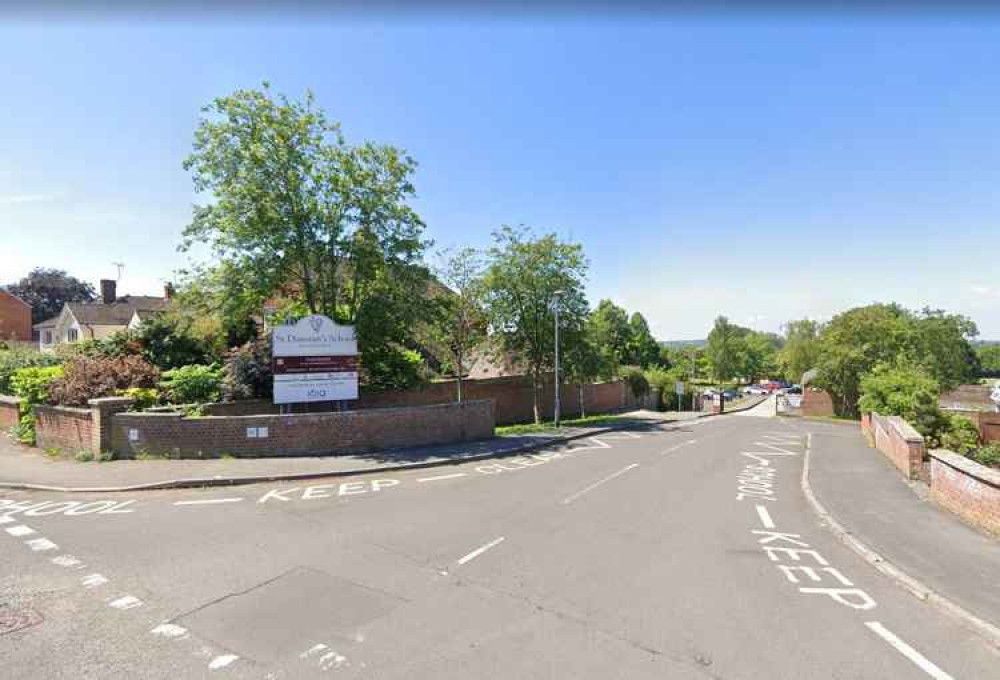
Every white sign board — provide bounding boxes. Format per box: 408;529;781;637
675;381;685;396
272;315;359;405
272;315;358;358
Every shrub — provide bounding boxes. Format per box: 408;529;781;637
160;364;223;404
939;415;981;455
222;337;272;401
622;366;649;399
119;387;160;411
48;355;160;406
858;362;948;441
0;348;62;394
134;316;218;370
10;365;64;444
968;443;1000;468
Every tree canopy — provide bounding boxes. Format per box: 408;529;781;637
6;268;95;324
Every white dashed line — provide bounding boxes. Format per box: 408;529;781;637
456;536;506;566
561;463;639;505
108;595;143;610
25;537;58;551
300;643;328;658
417;473;468;483
82;574;109;588
52;554;85;568
864;621;954;680
151;623;190;639
6;525;35;537
0;515;14;524
208;654;239;670
173;498;245;506
756;505;776;529
661;439;697;455
317;649;349;670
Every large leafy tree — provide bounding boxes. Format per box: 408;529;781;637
483;226;589;423
979;344;1000;377
589;300;632;368
625;312;661;368
705;316;749;382
7;268;95;324
741;331;781;384
180;84;432;389
563;326;614;417
779;319;822;384
910;307;979;389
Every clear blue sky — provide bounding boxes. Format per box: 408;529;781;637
2;13;999;338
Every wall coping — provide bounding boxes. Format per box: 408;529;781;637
870;411;924;443
0;394;21;406
88;396;134;407
117;399;494;422
929;449;1000;490
34;404;92;416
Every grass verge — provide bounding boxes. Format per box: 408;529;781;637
496;414;628;436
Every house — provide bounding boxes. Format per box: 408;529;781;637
0;288;32;343
35;279;171;351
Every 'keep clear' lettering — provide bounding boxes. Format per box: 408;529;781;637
735;435;802;502
258;479;399;503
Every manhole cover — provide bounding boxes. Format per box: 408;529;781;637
0;602;43;636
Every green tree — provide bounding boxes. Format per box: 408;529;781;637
589;300;632;369
427;247;487;403
180;84;432;390
705;316;748;383
978;344;1000;377
563;326;613;417
779;319;822;384
742;331;781;384
858;361;948;442
6;268;95;324
910;308;979;390
483;226;589;423
625;312;661;368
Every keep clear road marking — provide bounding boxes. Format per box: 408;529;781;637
864;622;955;680
561;463;639;505
456;536;506;566
756;505;776;529
417;472;468;483
173;498;245;506
661;439;697;455
208;654;240;670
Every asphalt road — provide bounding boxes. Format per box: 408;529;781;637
1;404;997;679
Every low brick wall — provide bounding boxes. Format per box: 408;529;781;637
801;388;834;417
862;411;925;480
110;399;495;459
34;405;94;454
0;395;20;430
976;411;1000;444
929;449;1000;539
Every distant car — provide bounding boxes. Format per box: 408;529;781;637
787;386;802;395
746;385;769;395
722;390;739;401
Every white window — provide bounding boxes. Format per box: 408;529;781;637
67;328;79;342
43;331;52;344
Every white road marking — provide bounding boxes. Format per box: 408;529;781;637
173;498;245;506
561;463;639;505
456;536;506;565
317;650;349;670
25;537;58;551
6;525;35;537
300;643;328;659
0;515;13;524
151;623;190;639
52;554;85;568
661;439;697;455
208;654;239;670
82;574;109;588
756;505;776;529
417;473;467;483
864;621;954;680
108;595;143;610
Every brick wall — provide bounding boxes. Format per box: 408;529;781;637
0;291;32;342
0;395;20;430
801;388;834;417
939;384;992;409
110;399;494;459
862;411;925;480
929;449;1000;539
35;405;94;454
976;411;1000;444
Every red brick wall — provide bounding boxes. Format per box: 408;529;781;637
0;291;31;342
802;388;834;417
977;411;1000;444
930;450;1000;539
35;405;94;454
864;411;925;480
0;396;20;430
110;399;494;459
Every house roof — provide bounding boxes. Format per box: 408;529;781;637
35;296;170;329
0;289;31;308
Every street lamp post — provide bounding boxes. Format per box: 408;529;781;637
553;290;564;428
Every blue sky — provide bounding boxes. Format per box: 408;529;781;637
2;14;999;338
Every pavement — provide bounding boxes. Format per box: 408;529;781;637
0;403;997;678
805;418;1000;634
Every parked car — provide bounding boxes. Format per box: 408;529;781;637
787;385;802;395
722;390;739;401
746;385;769;395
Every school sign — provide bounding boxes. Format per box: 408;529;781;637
272;315;359;404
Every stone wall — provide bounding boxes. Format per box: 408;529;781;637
862;411;925;480
0;395;20;430
929;449;1000;539
110;399;494;459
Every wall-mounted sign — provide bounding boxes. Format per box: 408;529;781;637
272;315;359;405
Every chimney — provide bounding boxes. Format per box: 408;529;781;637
100;279;117;305
164;282;175;300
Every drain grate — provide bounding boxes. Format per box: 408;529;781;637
0;602;43;636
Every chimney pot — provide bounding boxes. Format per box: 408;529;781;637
100;279;117;304
164;282;175;300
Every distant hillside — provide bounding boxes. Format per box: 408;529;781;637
660;339;707;349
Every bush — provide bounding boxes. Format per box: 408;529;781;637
222;337;272;401
968;443;1000;468
48;355;160;406
0;348;62;394
160;364;224;404
939;415;981;455
134;316;218;370
10;365;64;444
120;387;160;411
622;366;649;399
858;362;948;441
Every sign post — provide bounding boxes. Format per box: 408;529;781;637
272;315;359;407
675;381;685;411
